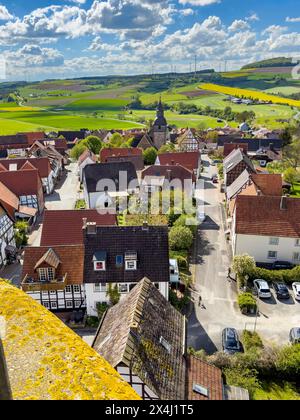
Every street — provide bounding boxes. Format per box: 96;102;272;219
188;155;300;353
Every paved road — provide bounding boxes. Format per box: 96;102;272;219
45;162;80;211
187;155;300;353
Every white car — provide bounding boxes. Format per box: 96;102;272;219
253;279;272;299
292;282;300;301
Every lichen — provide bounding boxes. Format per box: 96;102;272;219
0;280;140;401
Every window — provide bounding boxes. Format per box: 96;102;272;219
48;268;55;281
94;261;106;271
119;284;129;294
268;251;278;259
116;255;123;267
125;260;137;271
38;267;55;282
50;302;58;309
295;239;300;247
293;253;300;262
75;300;82;308
39;268;48;282
66;300;73;308
50;290;56;295
43;301;50;309
73;285;81;294
159;336;171;353
269;237;279;246
65;285;72;294
94;284;100;293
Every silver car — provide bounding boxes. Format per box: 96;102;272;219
253;279;272;299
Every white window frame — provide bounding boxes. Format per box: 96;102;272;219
66;300;73;308
118;284;129;294
269;237;279;246
94;261;106;271
125;260;137;271
293;252;300;262
43;301;50;309
73;285;81;294
268;251;278;259
65;285;72;294
50;301;58;309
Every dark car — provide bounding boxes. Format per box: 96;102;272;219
289;328;300;344
273;282;290;299
271;261;295;270
222;328;241;355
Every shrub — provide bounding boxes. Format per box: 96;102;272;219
276;344;300;379
242;331;264;352
143;147;157;165
86;316;99;328
106;284;120;306
224;367;260;399
232;254;256;288
252;266;300;285
174;214;198;236
169;226;194;251
169;289;189;312
96;302;108;320
238;293;257;313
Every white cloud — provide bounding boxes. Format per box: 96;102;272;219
246;13;259;22
179;0;221;5
0;5;13;21
286;17;300;23
181;8;194;16
228;20;250;32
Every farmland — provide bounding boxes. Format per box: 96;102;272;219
0;68;300;134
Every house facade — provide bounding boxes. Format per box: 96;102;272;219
155;151;201;181
83;224;170;316
77;150;97;182
100;147;144;171
0;205;15;268
231;195;300;265
224;148;256;187
178;129;201;152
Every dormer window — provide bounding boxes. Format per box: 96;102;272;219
125;252;137;271
39;267;55;282
93;251;107;271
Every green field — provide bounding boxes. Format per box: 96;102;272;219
253;381;300;400
0;70;298;134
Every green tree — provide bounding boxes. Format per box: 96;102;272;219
276;344;300;377
70;142;88;160
14;221;29;248
143;147;157;165
174;214;198;236
283;167;300;190
109;133;123;148
169;226;194;251
205;131;218;143
106;284;121;306
84;135;103;155
158;143;175;154
232;254;256;288
283;138;300;169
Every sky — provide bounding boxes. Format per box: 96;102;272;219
0;0;300;81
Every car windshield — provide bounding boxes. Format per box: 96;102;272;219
261;289;270;293
226;340;238;349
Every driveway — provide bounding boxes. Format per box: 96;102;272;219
187;155;299;353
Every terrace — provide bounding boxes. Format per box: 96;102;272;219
21;273;68;292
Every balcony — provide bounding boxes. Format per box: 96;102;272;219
21;273;68;292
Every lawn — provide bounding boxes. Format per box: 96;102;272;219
264;86;300;95
253;381;300;400
63;98;129;111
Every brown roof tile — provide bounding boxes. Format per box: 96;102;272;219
157;151;200;173
0;169;42;196
223;143;248;157
100;147;142;162
0;158;51;178
22;245;85;285
251;173;283;196
40;210;117;246
0;181;19;219
187;356;223;400
235;195;300;238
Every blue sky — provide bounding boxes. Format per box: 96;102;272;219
0;0;300;80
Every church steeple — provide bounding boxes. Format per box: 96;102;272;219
154;96;167;127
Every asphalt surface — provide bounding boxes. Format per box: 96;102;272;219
187;155;300;353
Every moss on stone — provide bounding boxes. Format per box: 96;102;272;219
0;280;140;401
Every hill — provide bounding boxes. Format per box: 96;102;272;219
242;57;294;70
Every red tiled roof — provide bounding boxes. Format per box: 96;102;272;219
235;195;300;238
40;210;117;246
22;132;45;145
100;147;143;162
251;173;283;196
78;149;96;165
0;158;51;178
187;356;223;400
22;245;85;285
0;169;42;196
142;165;193;182
223;143;248;157
0;181;19;219
157;151;200;173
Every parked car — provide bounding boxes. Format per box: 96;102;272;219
292;282;300;301
273;282;290;300
272;261;295;270
222;328;241;355
197;210;206;223
253;279;272;299
289;328;300;344
211;175;218;184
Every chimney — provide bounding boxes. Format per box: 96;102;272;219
280;196;288;210
86;222;97;234
0;339;12;401
82;218;87;230
257;189;262;196
171;160;175;165
142;221;149;231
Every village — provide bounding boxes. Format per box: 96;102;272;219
0;97;299;401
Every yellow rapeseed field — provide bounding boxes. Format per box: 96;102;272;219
200;83;300;108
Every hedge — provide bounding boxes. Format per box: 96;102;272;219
252;266;300;284
238;293;257;313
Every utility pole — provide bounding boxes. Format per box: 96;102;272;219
194;55;197;77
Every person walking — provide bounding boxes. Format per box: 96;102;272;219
198;295;202;307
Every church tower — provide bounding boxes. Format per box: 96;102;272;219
149;97;170;149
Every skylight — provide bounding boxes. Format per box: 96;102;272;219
193;383;209;398
160;336;171;353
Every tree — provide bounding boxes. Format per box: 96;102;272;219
158;143;175;154
70;142;88;160
143;147;157;165
14;221;29;248
232;254;256;288
283;167;300;190
205;131;218;143
84;135;103;155
169;226;194;251
283;138;300;169
174;214;198;236
106;284;121;306
109;133;123;148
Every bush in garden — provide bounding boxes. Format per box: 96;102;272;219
169;226;194;251
238;293;257;313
